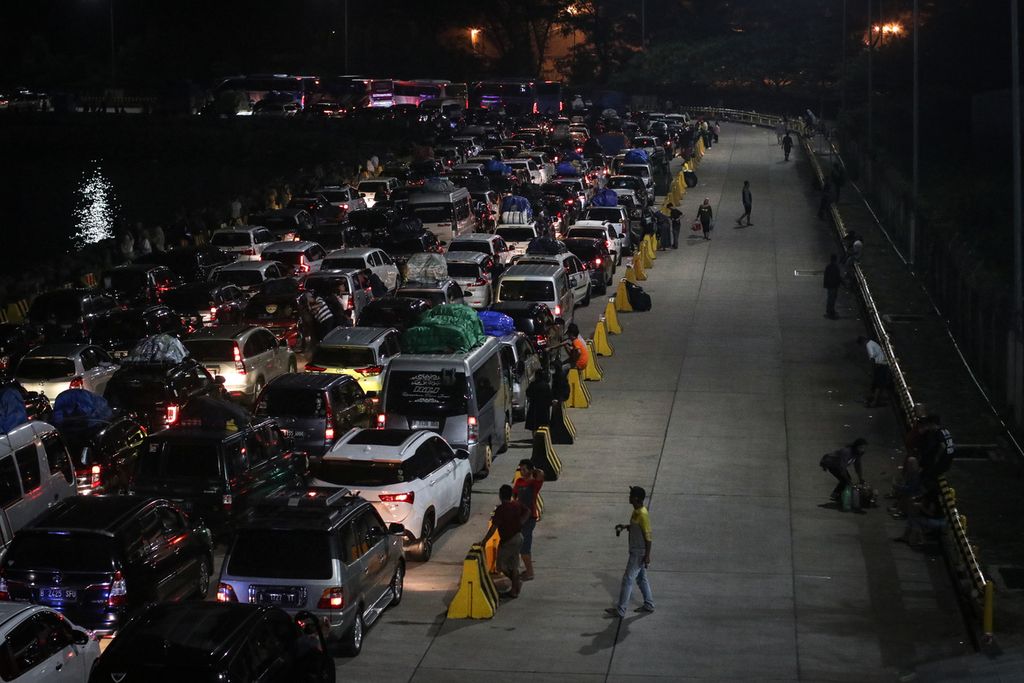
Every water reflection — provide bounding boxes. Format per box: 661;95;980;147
73;161;118;249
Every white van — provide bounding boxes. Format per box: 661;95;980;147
0;422;77;555
497;262;575;323
407;187;478;244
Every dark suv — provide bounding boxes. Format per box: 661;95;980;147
101;264;182;307
130;419;304;532
0;496;213;633
255;373;372;463
89;305;185;359
88;602;334;682
488;300;562;351
136;245;235;282
26;289;118;342
104;356;219;431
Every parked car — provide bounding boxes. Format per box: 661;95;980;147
303;270;374;327
104;356;219;431
567;221;625;266
304;327;401;394
89;602;334;681
0;496;213;633
210;226;277;261
395;279;465;308
496;262;577;321
255;373;372;463
445;252;499;309
356;297;429;333
0;323;43;381
162;282;248;330
26;289;118;342
288;195;344;227
317;184;367;216
606;175;651;208
58;411;147;495
513;252;591;309
250;209;313;241
370;231;443;270
0;603;99;681
216;487;404;656
135;245;235;282
565;237;614;293
210;260;290;295
497;332;543;421
488;300;562;351
355;178;399;208
89;305;184;359
322;247;401;292
15;344;118;399
101;264;182;307
447;232;515;266
130;419;303;532
494;225;540;257
262;240;328;276
241;287;306;351
184;325;296;404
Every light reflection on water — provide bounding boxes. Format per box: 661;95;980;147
72;160;118;249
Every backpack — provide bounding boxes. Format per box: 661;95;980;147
624;281;652;312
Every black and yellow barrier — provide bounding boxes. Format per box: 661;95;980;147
937;476;994;643
548;400;576;445
624;264;638;284
447;544;500;619
593;318;614;357
566;367;591;408
604;298;622;334
583;340;604;380
632;254;647;281
614;281;633;312
644;235;657;262
531;426;563;480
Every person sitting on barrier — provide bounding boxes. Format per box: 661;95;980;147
819;438;868;503
895;483;947;548
513;461;545;582
565;324;589;372
481;485;530;599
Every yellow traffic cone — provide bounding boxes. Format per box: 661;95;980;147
592;318;614;357
615;281;633;312
604;298;622;334
634;254;648;280
624;264;637;284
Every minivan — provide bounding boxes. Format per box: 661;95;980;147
210;226;277;261
496;262;574;323
0;421;77;554
407;187;477;243
378;337;510;477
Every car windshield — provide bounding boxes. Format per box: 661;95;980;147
322;257;365;270
6;534;115;572
357;182;387;194
305;277;351;296
448;242;490;255
385;369;468;415
500;280;554;302
16;357;75;379
620;166;650;179
103;270;147;291
162;287;215;310
446;263;482;279
566;242;600;259
310;346;375;368
496;227;536;242
410;205;454;223
211;233;253;247
183;340;235;362
396;289;447;306
314;459;405;486
213;270;263;286
255;386;325;417
228;530;332;579
319;189;352;203
137;442;221;480
583;208;622;222
607;177;636;189
244;299;297;321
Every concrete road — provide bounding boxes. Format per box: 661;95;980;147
328;123;970;682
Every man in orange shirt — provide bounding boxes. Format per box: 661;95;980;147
566;323;588;371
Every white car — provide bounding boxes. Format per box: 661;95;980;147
568;221;626;266
209;226;277;261
445;252;496;309
315;185;367;216
260;240;327;276
506;158;546;185
514;252;592;308
15;344;118;400
355;178;399;208
0;603;99;680
495;225;541;257
313;429;474;561
447;232;515;266
322;247;401;292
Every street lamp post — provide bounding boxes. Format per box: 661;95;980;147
910;0;918;265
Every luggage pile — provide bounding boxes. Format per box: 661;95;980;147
478;310;516;337
402;304;487;354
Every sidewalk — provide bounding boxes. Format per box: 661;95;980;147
809;140;1024;658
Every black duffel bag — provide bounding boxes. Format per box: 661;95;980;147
625;281;652;311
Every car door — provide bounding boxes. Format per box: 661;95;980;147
335;380;369;430
414;439;449;513
155;505;199;600
244;426;295;505
244;332;273;385
356;508;390;604
135;507;182;601
2;610;87;681
39;430;74;500
430;437;461;512
565;256;587;303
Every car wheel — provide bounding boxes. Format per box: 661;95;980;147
415;513;435;562
340;609;364;656
499;417;511;453
390;561;405;606
195;557;211;599
478;443;493;479
456;478;472;524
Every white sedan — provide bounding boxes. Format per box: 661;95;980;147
0;603;100;680
15;344;118;400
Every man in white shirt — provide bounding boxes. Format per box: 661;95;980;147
857;336;890;407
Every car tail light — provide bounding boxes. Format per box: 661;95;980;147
69;376;84;389
379;491;414;504
165;404;180;425
0;572;8;601
467;415;479;444
304;364;326;372
217;583;238;603
565;199;574;205
324;399;335;445
355;365;384;377
90;465;102;489
553;305;561;316
233;344;245;372
595;257;603;266
108;571;127;608
536;334;547;347
209;306;218;321
298;257;310;273
242;248;255;256
376;413;386;429
605;240;612;249
532;102;539;114
0;356;8;371
346;297;355;310
222;494;233;511
318;587;345;610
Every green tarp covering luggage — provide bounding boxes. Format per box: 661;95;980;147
401;304;486;354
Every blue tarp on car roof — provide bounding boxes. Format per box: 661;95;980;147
52;389;113;429
624;148;650;164
0;387;27;433
592;188;619;207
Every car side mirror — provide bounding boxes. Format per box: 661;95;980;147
388;522;405;535
72;630;90;646
454;448;470;460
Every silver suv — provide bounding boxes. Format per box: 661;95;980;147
216;487;405;656
183;324;296;403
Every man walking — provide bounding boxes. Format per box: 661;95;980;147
481;485;530;599
737;181;752;226
605;486;654;617
697;198;713;240
782;132;794;161
823;254;841;319
857;335;890;407
668;203;682;249
513;460;544;581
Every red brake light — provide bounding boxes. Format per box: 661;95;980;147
209;306;217;320
379;491;415;504
473;277;489;287
233;343;245;372
69;376;84;389
222;494;233;511
346;297;355;310
324;398;335;445
535;334;547;347
108;571;127;608
355;365;384;377
304;364;326;372
242;248;256;256
0;571;8;601
318;587;345;610
90;464;102;489
165;404;180;425
554;305;562;316
217;583;238;603
376;413;386;429
467;415;479;444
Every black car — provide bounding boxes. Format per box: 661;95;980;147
250;209;314;241
564;237;613;293
0;496;213;633
357;297;428;332
488;300;562;351
162;281;248;331
136;245;236;282
255;373;371;463
242;290;306;351
58;412;147;495
130;419;304;532
370;231;443;269
26;289;119;342
104;356;219;431
0;323;43;380
89;305;185;359
88;602;334;683
101;264;183;307
288;195;344;227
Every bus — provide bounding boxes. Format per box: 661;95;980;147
393;80;468;107
537;81;563;114
368;79;395;107
318;75;371;108
470;80;538;115
214;74;319;109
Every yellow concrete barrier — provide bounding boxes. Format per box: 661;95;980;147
633;254;648;281
615;281;633;312
583;339;604;380
646;235;657;261
531;426;563;480
447;544;500;619
548;400;576;445
593;318;614;357
5;300;29;323
604;299;622;334
566;368;591;408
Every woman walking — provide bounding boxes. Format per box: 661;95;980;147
697;198;714;241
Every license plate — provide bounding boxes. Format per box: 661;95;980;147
40;587;77;602
411;419;439;430
171;499;193;512
253;586;305;607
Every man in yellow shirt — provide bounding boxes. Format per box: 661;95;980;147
605;486;654;617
